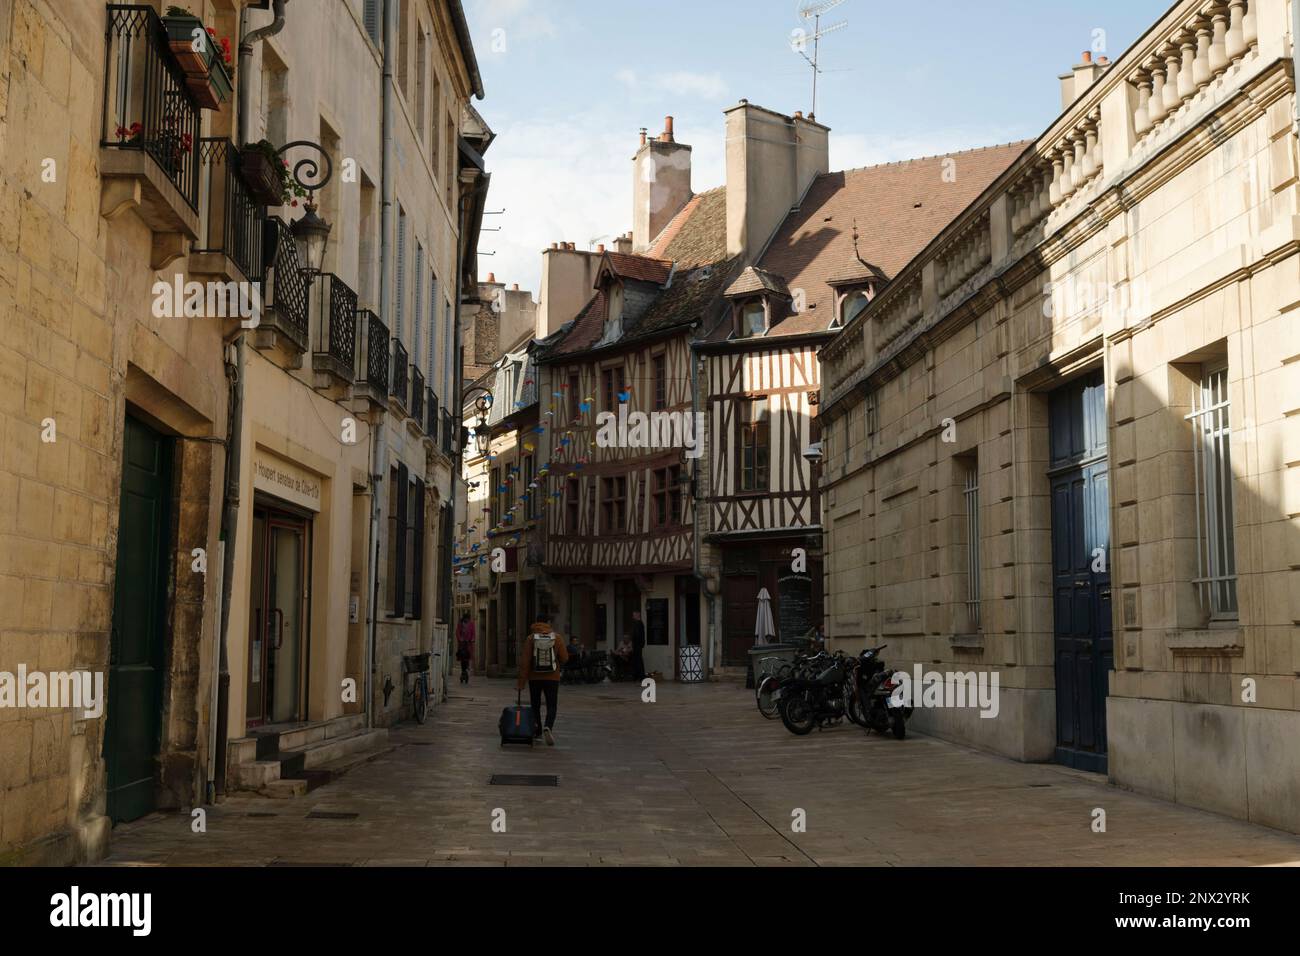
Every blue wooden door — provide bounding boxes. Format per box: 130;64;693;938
1049;373;1112;772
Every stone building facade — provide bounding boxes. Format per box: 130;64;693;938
0;0;487;863
819;0;1300;831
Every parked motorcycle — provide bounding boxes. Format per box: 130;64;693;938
847;645;911;739
777;651;854;735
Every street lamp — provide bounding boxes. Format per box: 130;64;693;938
277;141;334;275
802;442;823;466
463;385;495;457
290;199;331;276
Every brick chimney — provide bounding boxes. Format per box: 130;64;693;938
725;101;830;261
632;115;692;253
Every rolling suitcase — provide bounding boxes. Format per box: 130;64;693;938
499;690;535;747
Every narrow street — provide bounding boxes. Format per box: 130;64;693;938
103;681;1300;867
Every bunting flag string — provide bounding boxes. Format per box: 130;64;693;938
451;384;639;572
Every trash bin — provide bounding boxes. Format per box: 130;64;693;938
746;643;800;689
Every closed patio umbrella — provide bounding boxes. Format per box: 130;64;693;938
755;587;776;644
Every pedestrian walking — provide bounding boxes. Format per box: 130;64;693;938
630;608;646;682
456;612;475;685
517;611;569;745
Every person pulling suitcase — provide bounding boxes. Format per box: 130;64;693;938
516;611;569;746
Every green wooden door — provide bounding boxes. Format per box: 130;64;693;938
104;415;173;823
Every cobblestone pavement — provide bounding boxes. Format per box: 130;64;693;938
102;679;1300;867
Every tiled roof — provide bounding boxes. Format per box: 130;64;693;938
649;187;727;267
603;251;672;285
743;141;1030;339
545;187;733;360
725;265;791;300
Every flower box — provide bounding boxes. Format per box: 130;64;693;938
186;56;232;110
239;148;285;206
163;13;209;76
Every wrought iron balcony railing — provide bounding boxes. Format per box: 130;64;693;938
195;138;265;282
309;273;358;384
391;339;409;409
410;367;426;429
261;217;309;351
427;388;440;443
355;309;390;396
102;5;201;209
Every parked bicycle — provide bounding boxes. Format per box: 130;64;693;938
403;652;431;724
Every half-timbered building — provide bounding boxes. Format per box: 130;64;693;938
692;103;1025;672
537;198;739;674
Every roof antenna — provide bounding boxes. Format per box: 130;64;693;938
796;0;850;120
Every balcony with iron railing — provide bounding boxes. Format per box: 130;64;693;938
309;273;358;392
191;138;266;292
252;216;310;363
100;4;202;266
390;340;410;414
409;367;426;435
354;309;390;408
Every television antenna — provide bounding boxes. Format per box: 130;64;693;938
796;0;849;120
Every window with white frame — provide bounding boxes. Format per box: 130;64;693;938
1186;364;1237;619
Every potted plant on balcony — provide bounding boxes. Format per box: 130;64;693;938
238;140;311;208
163;8;235;110
162;6;209;76
185;27;234;110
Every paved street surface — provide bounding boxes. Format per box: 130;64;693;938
102;680;1300;867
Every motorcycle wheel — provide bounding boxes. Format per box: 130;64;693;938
845;689;867;727
756;676;781;720
780;694;816;736
891;711;907;740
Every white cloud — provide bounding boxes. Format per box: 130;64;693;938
477;111;727;296
468;0;558;44
615;69;729;101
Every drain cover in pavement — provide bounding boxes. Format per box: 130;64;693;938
306;810;360;820
489;774;558;787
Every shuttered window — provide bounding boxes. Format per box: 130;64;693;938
413;243;424;368
395;207;406;340
411;478;424;619
388;463;408;617
363;0;381;47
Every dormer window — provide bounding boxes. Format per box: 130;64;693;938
724;266;791;340
738;299;767;338
831;283;876;330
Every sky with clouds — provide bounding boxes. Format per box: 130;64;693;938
463;0;1168;294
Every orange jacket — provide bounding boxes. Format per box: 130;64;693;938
517;623;569;686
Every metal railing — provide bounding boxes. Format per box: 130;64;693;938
963;466;981;631
102;5;201;209
391;340;409;407
442;410;454;456
309;273;358;381
355;309;389;394
196;138;265;282
410;367;426;428
262;217;309;349
427;388;439;443
1187;365;1238;619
